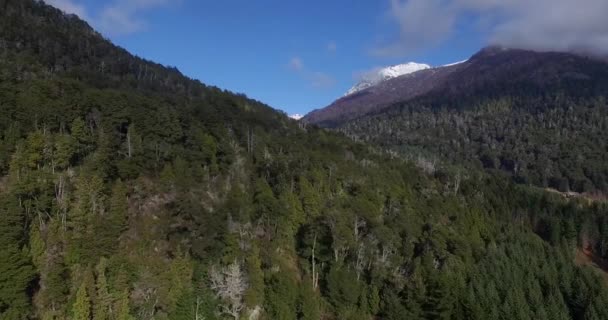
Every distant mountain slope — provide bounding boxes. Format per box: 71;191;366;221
303;62;460;126
334;47;608;193
304;47;608;127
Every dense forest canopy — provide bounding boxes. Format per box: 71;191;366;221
1;1;608;320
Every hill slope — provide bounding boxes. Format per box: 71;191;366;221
305;47;608;127
3;2;608;320
311;47;608;193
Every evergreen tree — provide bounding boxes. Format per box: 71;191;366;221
95;179;128;256
244;246;264;309
115;290;134;320
0;195;35;319
93;259;111;320
299;177;321;219
423;274;453;320
298;278;320;320
380;289;411;320
265;271;298;320
72;282;91;320
70;118;89;160
54;133;75;170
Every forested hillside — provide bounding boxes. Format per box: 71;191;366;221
334;48;608;194
2;1;608;320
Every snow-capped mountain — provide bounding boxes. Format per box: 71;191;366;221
345;62;431;96
289;114;304;120
304;58;471;125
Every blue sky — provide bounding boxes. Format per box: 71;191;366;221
45;0;608;115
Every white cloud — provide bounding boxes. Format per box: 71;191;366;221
372;0;457;57
44;0;174;36
45;0;89;20
287;57;335;90
310;72;336;89
327;41;337;53
374;0;608;57
98;0;174;36
288;57;304;71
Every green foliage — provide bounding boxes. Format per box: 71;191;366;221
93;259;111;320
113;289;134;320
298;278;321;320
3;2;608;320
380;288;411;320
253;177;279;223
423;273;454;320
0;195;35;319
265;271;298;320
244;246;265;308
72;282;91;320
326;265;363;316
55;134;76;170
342;95;608;193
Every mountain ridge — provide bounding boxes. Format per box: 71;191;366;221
344;62;431;97
304;47;608;127
303;59;467;126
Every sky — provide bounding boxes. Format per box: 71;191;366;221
45;0;608;116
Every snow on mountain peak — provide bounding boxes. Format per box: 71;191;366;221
289;114;304;120
379;62;431;78
441;59;468;67
345;62;431;96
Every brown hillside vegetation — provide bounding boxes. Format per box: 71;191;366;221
544;188;608;204
575;247;608;284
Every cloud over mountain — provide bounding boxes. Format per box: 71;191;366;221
375;0;608;56
287;57;336;90
45;0;174;36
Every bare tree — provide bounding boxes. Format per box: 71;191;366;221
195;297;206;320
210;260;247;320
453;170;462;194
415;156;436;175
311;233;319;289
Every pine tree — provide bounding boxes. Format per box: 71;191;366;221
54;133;75;170
25;131;45;169
71;117;89;160
29;222;45;269
253;177;278;224
72;282;91;320
0;195;35;319
298;278;321;320
265;271;298;320
244;246;264;309
423;274;453;320
93;259;111;320
39;219;69;313
115;290;134;320
380;288;409;320
326;265;362;314
95;179;128;256
366;285;380;316
0;245;35;319
299;176;320;218
91;128;114;179
167;253;194;312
